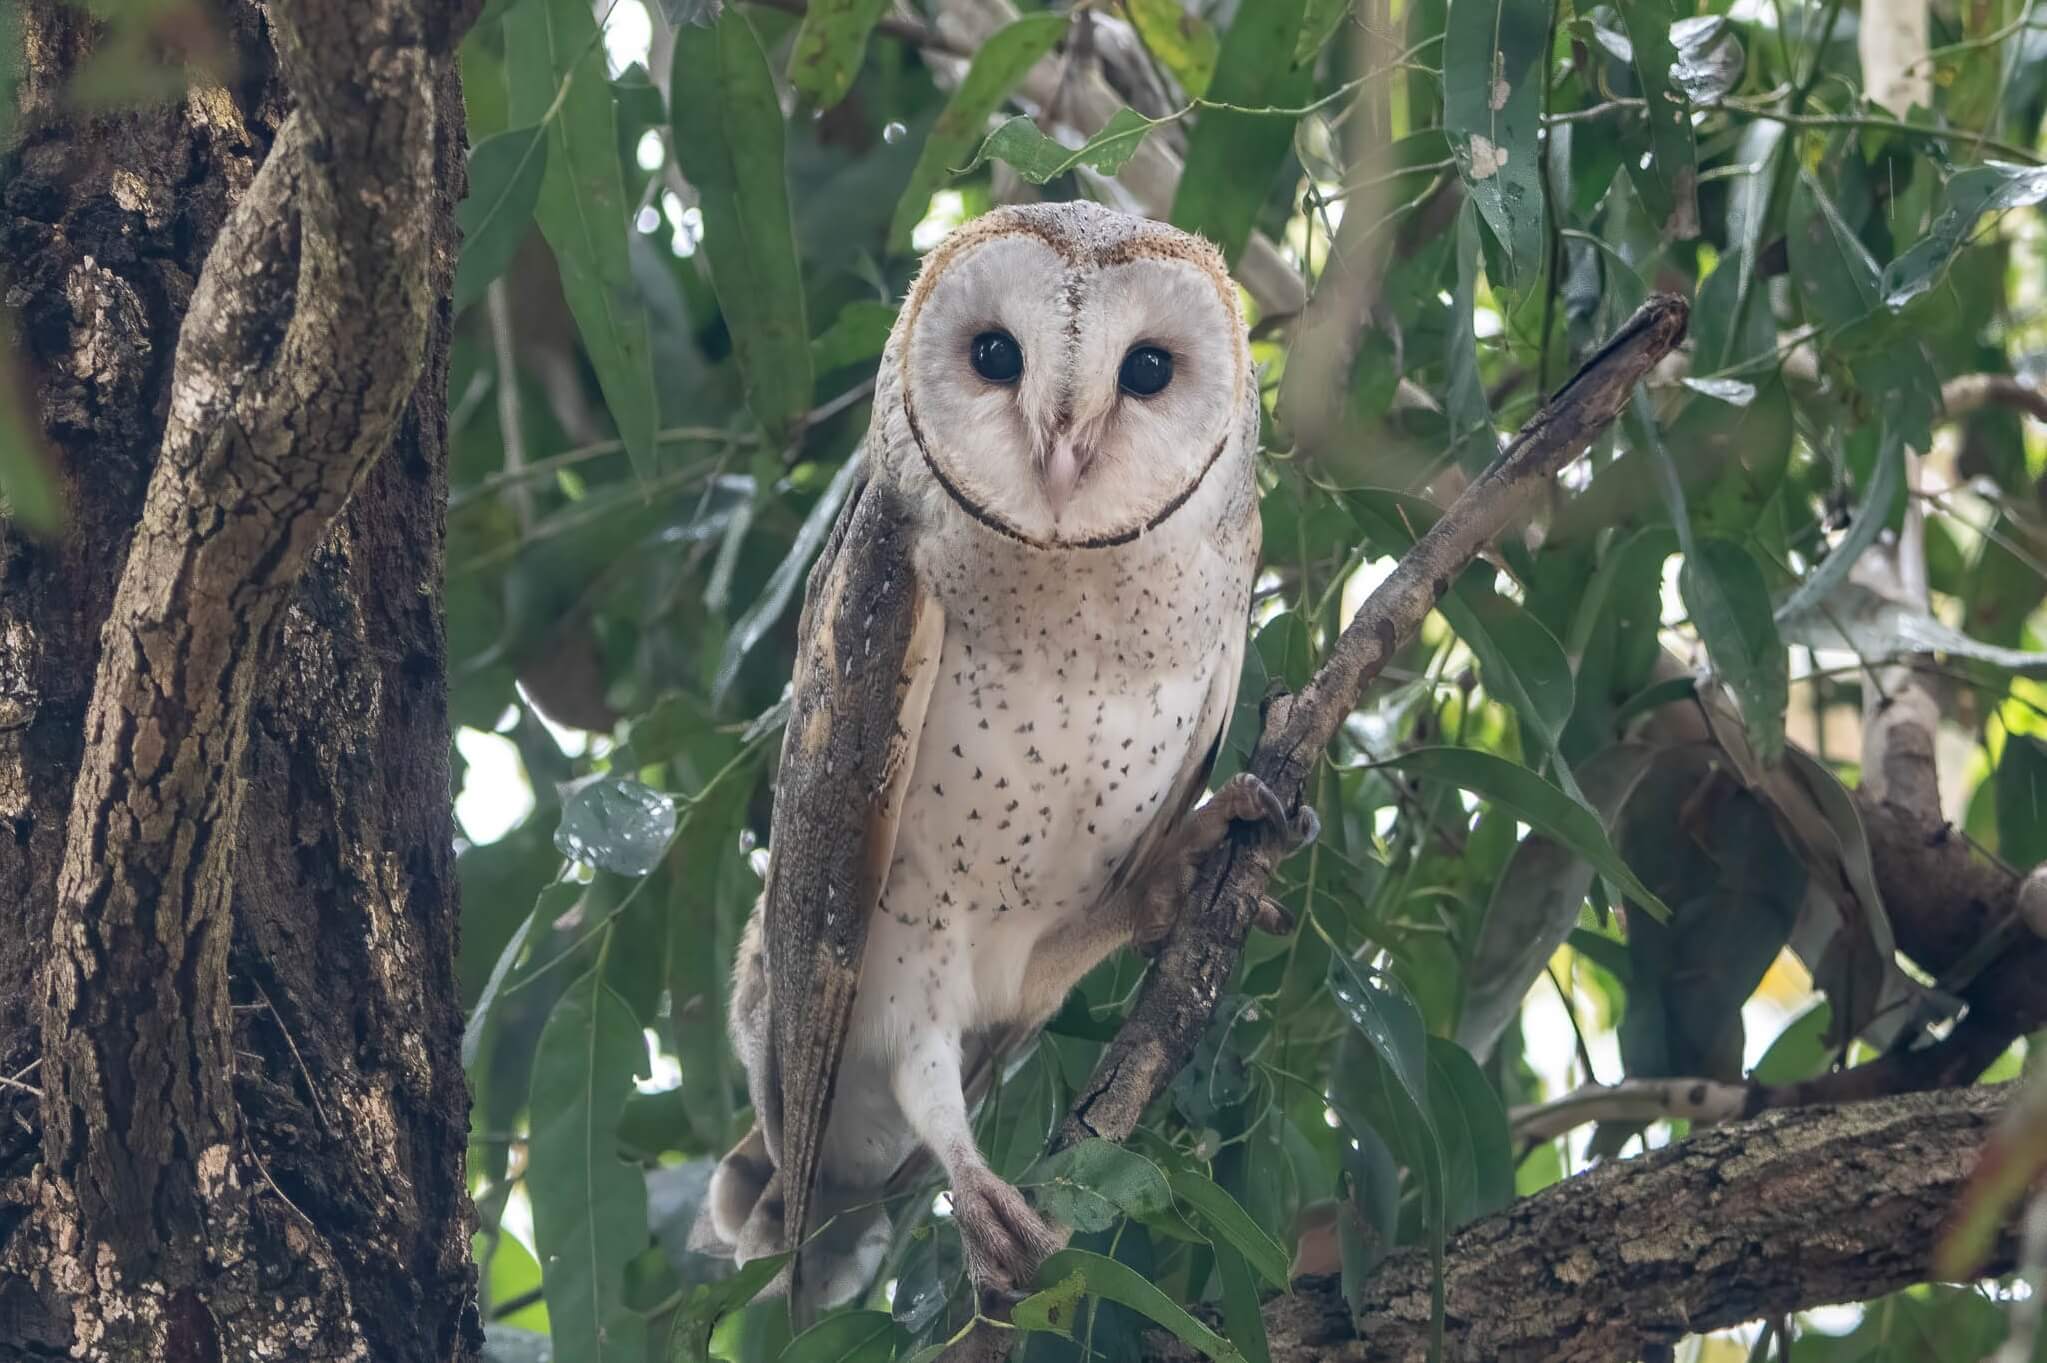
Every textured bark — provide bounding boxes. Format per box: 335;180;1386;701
1148;1086;2016;1363
0;3;480;1359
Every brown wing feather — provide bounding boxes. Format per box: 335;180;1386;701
762;472;943;1310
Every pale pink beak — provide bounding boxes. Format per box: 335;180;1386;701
1041;436;1095;521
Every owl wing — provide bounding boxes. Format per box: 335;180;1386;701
762;468;944;1305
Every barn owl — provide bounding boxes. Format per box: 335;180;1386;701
699;201;1314;1321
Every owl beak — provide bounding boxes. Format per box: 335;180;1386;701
1041;436;1095;521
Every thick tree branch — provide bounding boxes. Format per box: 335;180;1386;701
1150;1085;2016;1363
1054;294;1692;1152
38;0;440;1268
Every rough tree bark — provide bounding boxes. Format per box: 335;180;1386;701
1148;1085;2017;1363
0;3;480;1359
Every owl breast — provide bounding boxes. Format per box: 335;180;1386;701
844;520;1245;1055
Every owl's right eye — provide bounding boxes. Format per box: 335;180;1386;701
969;330;1024;384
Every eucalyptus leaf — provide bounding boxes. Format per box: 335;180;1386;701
1171;0;1311;263
672;11;814;445
527;972;649;1363
1443;0;1548;282
1884;163;2047;310
1680;538;1788;767
1022;1250;1246;1362
503;0;659;481
454;125;548;314
786;0;890;110
555;778;678;877
1127;0;1220;95
967;109;1158;185
889;14;1069;252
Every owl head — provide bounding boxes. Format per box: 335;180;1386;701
891;201;1253;548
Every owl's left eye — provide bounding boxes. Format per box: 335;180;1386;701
970;330;1024;384
1118;345;1173;397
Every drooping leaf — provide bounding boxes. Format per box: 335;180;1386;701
556;777;678;877
1020;1251;1246;1363
1456;744;1658;1058
786;0;890;110
810;300;898;374
1127;0;1221;95
1029;1140;1192;1238
967;108;1159;185
1884;163;2047;310
666;1252;790;1363
1786;171;1941;449
1445;202;1497;472
1442;0;1548;283
889;13;1069;252
1679;538;1789;767
1614;0;1700;240
504;0;659;480
1996;734;2047;868
1165;1166;1292;1289
454;125;548;314
464;880;579;1071
1171;0;1312;263
1782;578;2047;674
1381;747;1672;920
777;1310;900;1363
671;10;814;446
527;972;650;1363
1424;1037;1514;1227
1212;1241;1272;1363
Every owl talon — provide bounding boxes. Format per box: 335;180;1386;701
953;1168;1062;1292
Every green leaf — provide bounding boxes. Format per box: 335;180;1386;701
1613;0;1700;240
1996;734;2047;868
1171;0;1311;263
1030;1140;1196;1239
1750;1000;1834;1084
1021;1250;1246;1363
1326;956;1445;1356
1679;538;1788;767
666;1252;790;1363
1380;747;1672;921
463;880;579;1071
671;11;815;446
1456;744;1657;1058
1442;0;1548;283
967;109;1158;185
786;0;889;110
528;971;650;1363
1128;0;1220;96
888;13;1068;252
1296;0;1355;62
556;777;678;877
1165;1167;1291;1290
1445;202;1497;473
1773;426;1902;625
1884;163;2047;310
777;1310;900;1363
1786;171;1940;449
1213;1242;1271;1363
503;0;660;480
810;300;898;374
454;124;548;313
1423;1038;1514;1226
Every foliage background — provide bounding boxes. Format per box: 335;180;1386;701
16;0;2033;1357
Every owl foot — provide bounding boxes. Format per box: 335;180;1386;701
1134;774;1318;950
952;1167;1062;1292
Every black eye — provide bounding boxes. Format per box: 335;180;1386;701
970;330;1023;384
1118;345;1173;397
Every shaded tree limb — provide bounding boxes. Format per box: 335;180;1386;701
23;0;459;1340
1054;292;1693;1153
1148;1084;2016;1363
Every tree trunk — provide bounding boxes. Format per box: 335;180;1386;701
0;4;479;1359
